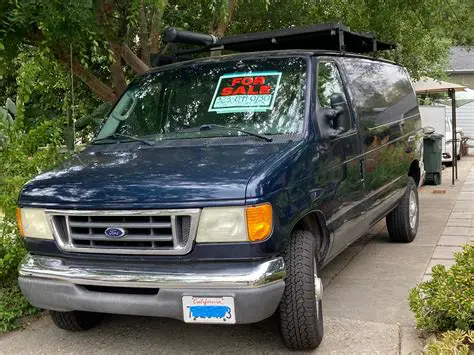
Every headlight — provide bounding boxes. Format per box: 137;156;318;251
196;204;273;243
16;208;53;240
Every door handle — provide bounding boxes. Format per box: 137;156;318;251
359;159;364;181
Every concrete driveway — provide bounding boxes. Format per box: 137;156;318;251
2;159;472;354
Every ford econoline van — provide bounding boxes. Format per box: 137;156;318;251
17;24;422;350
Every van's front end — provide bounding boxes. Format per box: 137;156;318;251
17;54;318;340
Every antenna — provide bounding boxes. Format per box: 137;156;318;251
69;43;75;151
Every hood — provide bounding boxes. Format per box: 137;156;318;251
19;141;293;209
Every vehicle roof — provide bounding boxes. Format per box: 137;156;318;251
145;49;400;77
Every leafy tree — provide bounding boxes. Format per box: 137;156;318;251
0;0;239;103
232;0;474;79
1;0;473;125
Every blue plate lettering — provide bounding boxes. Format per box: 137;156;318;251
188;306;231;320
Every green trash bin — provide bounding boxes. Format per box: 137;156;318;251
423;134;443;185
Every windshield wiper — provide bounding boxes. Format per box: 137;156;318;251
177;124;273;142
92;133;155;146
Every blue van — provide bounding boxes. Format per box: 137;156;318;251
17;24;422;350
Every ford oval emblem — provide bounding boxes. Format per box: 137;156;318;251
104;227;126;238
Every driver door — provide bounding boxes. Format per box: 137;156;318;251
313;59;367;259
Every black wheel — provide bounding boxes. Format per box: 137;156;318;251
279;230;324;350
433;173;441;186
457;154;461;160
49;311;102;331
386;177;419;243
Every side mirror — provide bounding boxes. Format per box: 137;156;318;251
329;93;350;135
330;92;346;108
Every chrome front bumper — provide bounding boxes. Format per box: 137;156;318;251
18;254;287;323
19;254;285;289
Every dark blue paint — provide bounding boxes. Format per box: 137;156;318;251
19;51;421;266
19;141;295;209
26;238;277;261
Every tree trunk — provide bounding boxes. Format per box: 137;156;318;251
213;0;239;37
26;25;116;102
150;1;168;55
139;0;151;65
57;51;117;102
109;42;128;95
121;43;150;73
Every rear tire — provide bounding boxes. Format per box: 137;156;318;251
49;311;102;331
279;230;324;350
386;177;419;243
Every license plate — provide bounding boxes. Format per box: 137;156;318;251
182;296;235;324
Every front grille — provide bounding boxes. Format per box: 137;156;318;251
47;209;200;255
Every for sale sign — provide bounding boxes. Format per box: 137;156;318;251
208;72;282;114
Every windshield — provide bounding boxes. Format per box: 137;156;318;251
96;56;307;141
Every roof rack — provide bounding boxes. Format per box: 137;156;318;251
162;23;396;56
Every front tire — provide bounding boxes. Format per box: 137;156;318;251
50;311;102;331
279;230;324;350
386;177;419;243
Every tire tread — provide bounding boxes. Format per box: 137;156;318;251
386;178;418;243
279;230;323;350
50;311;101;331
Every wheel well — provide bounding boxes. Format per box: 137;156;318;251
292;212;330;266
408;160;421;186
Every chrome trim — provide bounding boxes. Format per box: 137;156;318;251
409;189;418;229
315;277;323;301
45;209;201;255
19;254;286;289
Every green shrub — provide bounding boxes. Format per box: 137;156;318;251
424;330;473;355
409;244;474;332
0;225;27;284
0;116;66;330
0;284;40;332
0;118;65;222
0;118;66;280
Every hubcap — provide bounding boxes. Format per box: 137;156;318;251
409;190;418;229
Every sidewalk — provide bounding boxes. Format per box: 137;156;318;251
422;160;474;282
0;158;473;354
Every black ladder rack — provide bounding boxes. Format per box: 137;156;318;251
163;23;396;56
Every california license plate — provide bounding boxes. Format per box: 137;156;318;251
182;296;236;324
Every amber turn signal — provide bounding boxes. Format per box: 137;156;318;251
16;208;25;238
246;204;272;242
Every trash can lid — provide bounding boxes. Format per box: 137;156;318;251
423;133;444;140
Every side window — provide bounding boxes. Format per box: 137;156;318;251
341;58;416;128
317;62;347;108
341;58;419;150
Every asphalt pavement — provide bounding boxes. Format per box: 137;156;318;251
1;157;473;354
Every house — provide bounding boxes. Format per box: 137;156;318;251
446;47;474;89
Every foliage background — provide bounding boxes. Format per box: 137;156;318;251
0;0;473;332
409;245;473;332
0;86;67;330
